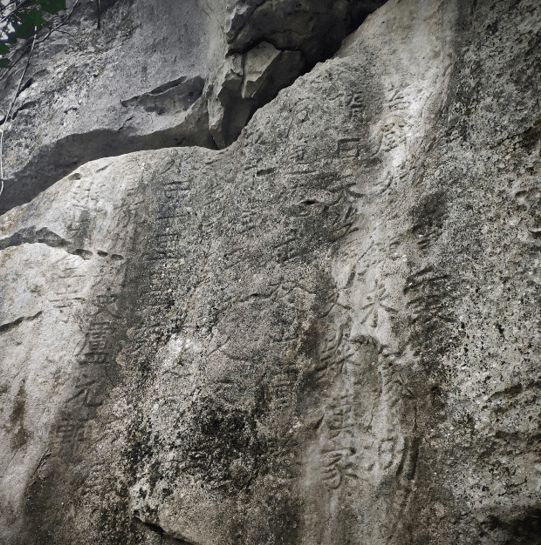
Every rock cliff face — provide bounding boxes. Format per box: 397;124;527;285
1;0;540;544
0;0;385;214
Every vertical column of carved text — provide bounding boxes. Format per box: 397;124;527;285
50;293;120;459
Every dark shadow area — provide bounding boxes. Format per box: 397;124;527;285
0;1;388;217
0;122;215;215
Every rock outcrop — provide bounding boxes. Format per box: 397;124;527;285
0;0;386;215
1;0;541;544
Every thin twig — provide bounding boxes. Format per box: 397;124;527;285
0;0;37;27
0;0;82;85
0;48;28;86
35;0;82;47
0;26;37;199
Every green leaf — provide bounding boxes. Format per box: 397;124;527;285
0;0;67;57
0;59;10;68
14;9;46;39
40;0;67;15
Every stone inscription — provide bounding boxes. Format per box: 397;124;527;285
50;297;118;458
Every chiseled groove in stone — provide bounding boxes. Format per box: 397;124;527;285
0;225;124;261
0;311;42;335
120;76;205;109
0;2;389;217
136;517;195;545
0;226;70;253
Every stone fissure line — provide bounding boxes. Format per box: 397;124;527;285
0;311;42;334
0;226;123;261
0;0;388;215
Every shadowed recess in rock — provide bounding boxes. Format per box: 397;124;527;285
0;0;388;216
1;0;540;544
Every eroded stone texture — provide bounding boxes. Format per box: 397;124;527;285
225;0;385;61
0;0;540;544
0;0;217;214
0;0;386;214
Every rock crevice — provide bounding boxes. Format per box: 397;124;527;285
0;0;540;544
0;0;387;215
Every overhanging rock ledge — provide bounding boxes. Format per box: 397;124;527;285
0;0;540;544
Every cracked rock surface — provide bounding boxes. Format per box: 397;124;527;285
0;0;386;215
1;0;541;544
225;0;385;61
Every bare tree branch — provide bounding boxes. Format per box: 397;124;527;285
0;0;80;84
0;25;36;198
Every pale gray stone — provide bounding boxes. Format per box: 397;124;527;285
0;0;540;543
0;0;385;215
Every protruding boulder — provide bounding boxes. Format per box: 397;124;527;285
1;0;540;543
0;0;386;215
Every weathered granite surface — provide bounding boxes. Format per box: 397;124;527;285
1;0;541;544
0;0;385;214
